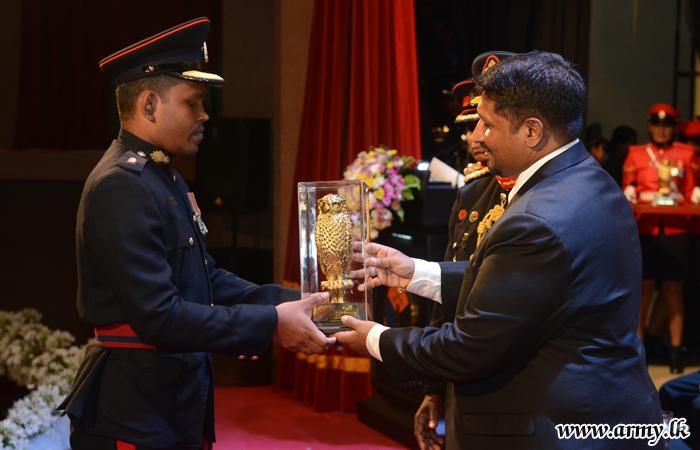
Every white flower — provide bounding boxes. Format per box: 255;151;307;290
0;309;86;449
371;175;385;190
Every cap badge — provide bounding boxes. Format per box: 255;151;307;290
150;150;170;164
482;55;500;74
202;42;209;63
469;93;482;106
126;157;138;164
459;209;467;220
469;211;479;222
658;110;667;120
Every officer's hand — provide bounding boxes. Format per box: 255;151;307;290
414;394;445;450
274;293;335;355
623;185;637;204
350;242;415;291
333;316;377;355
692;186;700;205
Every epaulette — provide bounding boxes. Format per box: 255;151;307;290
116;150;147;174
463;162;490;183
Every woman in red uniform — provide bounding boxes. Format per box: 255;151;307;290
622;103;698;373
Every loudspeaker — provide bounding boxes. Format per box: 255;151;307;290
196;117;271;213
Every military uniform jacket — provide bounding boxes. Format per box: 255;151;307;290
622;142;697;236
59;129;297;448
425;168;508;398
444;173;509;264
434;168;508;327
381;143;662;449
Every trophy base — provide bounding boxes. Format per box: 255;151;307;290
312;302;366;335
654;195;676;206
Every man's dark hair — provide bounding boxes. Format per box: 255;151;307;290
115;74;181;122
475;51;586;142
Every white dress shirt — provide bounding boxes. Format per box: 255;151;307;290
365;139;580;362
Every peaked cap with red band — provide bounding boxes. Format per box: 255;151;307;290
100;17;225;86
452;79;479;123
647;103;679;125
471;51;518;78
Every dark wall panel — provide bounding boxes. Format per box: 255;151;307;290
0;181;92;344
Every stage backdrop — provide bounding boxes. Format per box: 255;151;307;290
13;0;222;150
280;0;421;411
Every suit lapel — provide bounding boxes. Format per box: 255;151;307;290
508;141;589;208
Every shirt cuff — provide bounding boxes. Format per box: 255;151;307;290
366;324;389;362
407;258;442;303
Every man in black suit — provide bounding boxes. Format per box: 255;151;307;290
337;51;662;449
58;18;334;450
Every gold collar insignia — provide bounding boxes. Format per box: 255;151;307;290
150;150;171;165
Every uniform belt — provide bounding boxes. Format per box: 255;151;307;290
117;438;213;449
94;323;169;350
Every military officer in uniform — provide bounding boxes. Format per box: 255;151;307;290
57;18;335;450
622;103;698;373
416;52;517;450
444;75;517;265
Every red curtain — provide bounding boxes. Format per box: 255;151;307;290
284;0;421;288
13;1;221;150
280;0;421;412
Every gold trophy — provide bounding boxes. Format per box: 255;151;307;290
655;159;678;206
312;194;366;333
297;181;371;335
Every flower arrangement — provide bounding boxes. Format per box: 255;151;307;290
343;145;421;239
0;309;86;450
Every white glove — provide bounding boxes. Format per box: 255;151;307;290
691;186;700;205
623;185;637;203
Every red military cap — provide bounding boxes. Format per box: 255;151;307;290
100;17;224;86
648;103;679;124
679;119;700;139
452;79;479;123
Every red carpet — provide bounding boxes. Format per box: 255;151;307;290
214;386;408;449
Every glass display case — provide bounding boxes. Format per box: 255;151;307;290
298;180;373;334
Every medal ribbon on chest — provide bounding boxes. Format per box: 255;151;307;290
186;192;208;237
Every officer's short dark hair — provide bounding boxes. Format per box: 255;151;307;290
115;74;181;122
475;51;586;142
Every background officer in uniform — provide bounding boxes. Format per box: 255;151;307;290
58;18;334;450
622;103;698;373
